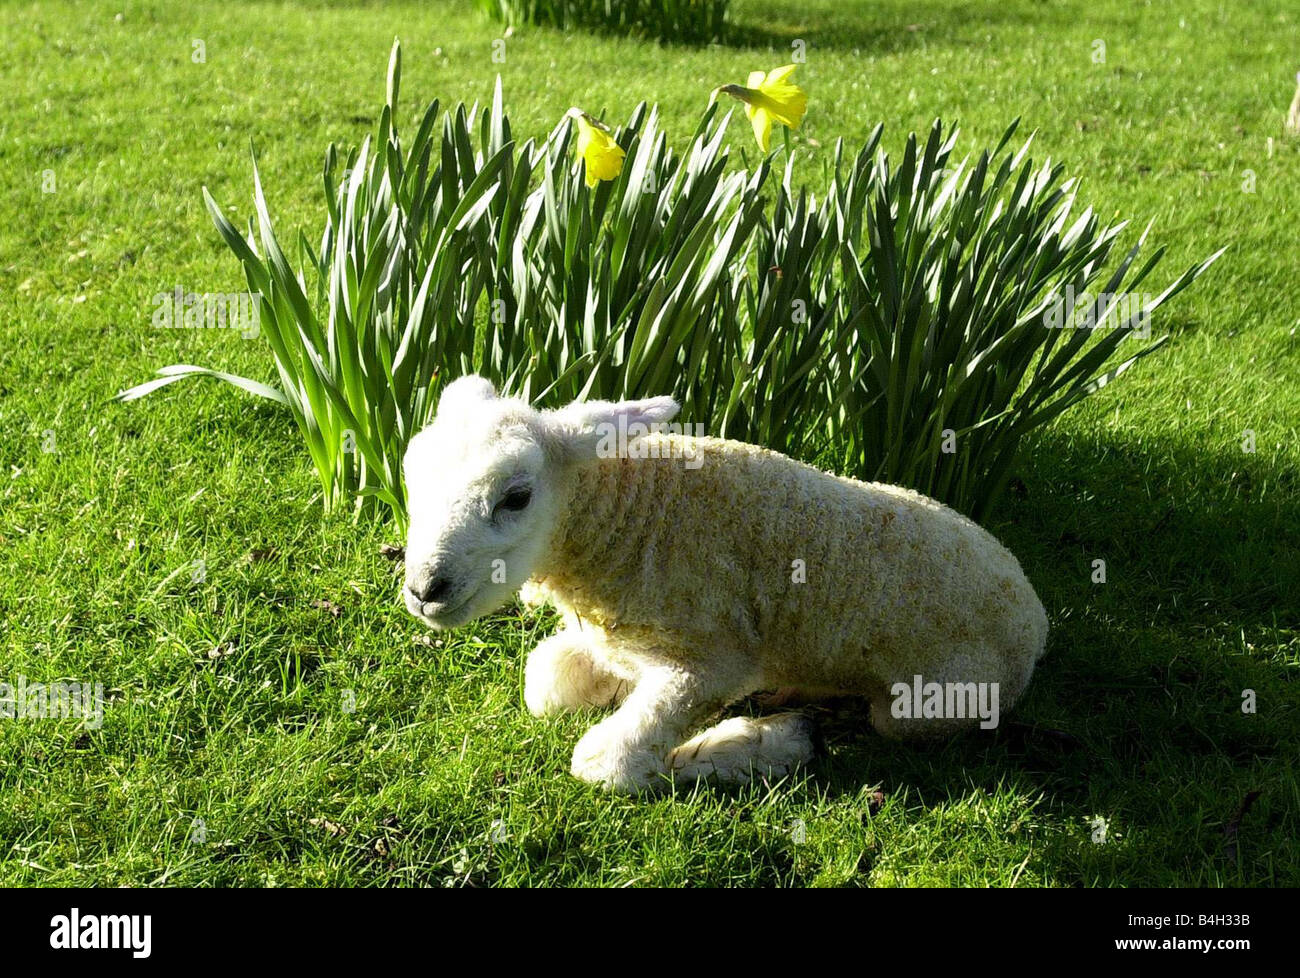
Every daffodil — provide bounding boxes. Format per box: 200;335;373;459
713;64;808;152
565;108;625;188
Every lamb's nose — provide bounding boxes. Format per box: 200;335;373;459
410;576;452;605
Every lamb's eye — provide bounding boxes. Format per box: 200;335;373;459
496;487;532;516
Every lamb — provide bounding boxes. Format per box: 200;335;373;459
402;375;1049;793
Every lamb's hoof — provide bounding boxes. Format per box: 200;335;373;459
776;712;817;760
570;730;664;794
668;712;816;786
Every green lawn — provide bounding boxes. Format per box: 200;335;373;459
1;0;1297;886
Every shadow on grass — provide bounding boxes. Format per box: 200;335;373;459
724;0;1029;54
422;0;1048;54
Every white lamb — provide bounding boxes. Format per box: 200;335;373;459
402;376;1049;793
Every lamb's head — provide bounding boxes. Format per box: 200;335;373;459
401;375;679;629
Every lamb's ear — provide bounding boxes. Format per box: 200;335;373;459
436;375;497;420
543;395;681;462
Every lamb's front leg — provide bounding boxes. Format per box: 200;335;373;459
570;664;748;793
524;630;634;716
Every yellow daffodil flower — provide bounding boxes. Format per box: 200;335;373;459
713;64;808;152
566;108;625;188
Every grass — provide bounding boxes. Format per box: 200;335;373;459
1;0;1297;886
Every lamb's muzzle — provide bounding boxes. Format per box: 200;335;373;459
402;375;1049;793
